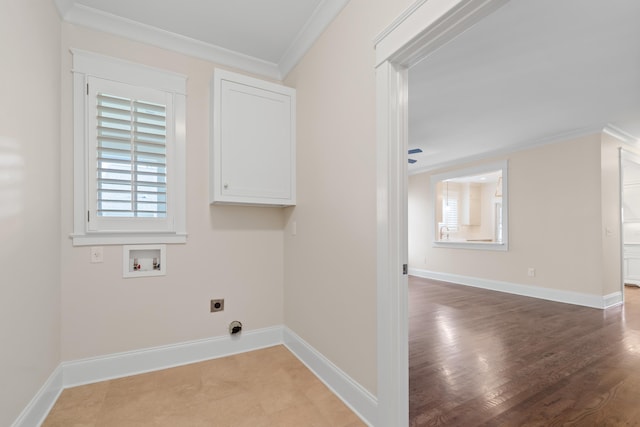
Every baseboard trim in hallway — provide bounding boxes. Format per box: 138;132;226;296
14;325;376;427
409;268;623;309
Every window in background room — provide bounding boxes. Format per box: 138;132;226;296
432;161;508;251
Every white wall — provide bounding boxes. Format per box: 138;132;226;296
0;0;61;425
60;24;285;361
409;134;618;297
283;0;412;395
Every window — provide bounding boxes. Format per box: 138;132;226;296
431;161;508;251
71;50;187;245
441;187;458;231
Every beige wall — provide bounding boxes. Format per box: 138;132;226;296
0;0;61;425
409;134;620;297
60;25;285;360
283;0;412;395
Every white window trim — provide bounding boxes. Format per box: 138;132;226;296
71;49;187;246
430;160;509;251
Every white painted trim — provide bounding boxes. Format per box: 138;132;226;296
373;0;428;46
70;48;187;94
618;148;626;304
63;326;283;388
13;325;378;426
375;2;509;425
376;61;409;427
604;124;640;147
63;4;281;80
409;125;602;175
430;160;509;251
604;292;624;308
70;232;188;246
278;0;351;78
70;50;187;247
409;268;620;310
60;1;349;80
374;0;509;67
283;328;377;427
10;366;63;427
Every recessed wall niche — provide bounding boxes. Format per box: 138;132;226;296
123;245;166;278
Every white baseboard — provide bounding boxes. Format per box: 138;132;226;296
63;325;283;388
410;268;621;309
604;291;624;308
11;366;63;427
15;325;377;427
283;327;377;427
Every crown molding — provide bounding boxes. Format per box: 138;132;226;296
60;3;281;80
603;124;640;147
409;126;603;175
374;0;428;46
410;124;640;175
56;1;349;81
278;0;351;78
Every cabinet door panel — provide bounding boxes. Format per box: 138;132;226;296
624;185;640;221
221;81;291;199
210;69;296;206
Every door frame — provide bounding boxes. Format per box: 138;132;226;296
620;149;640;299
374;0;510;424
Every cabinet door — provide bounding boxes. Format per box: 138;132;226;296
211;69;295;206
624;184;640;222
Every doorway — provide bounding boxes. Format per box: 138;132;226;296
621;151;640;294
375;1;509;425
376;0;640;425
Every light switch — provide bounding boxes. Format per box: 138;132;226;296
292;221;297;236
90;246;104;263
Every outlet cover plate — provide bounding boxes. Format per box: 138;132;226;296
211;299;224;312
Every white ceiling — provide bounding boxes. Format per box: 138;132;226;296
408;0;640;172
53;0;640;172
54;0;350;79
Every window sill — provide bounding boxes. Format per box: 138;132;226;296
433;241;508;251
71;232;187;246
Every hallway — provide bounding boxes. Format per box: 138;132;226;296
409;276;640;426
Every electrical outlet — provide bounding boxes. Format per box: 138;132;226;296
210;299;224;312
90;246;103;263
527;267;536;277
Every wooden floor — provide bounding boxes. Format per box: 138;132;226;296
409;276;640;426
42;345;364;427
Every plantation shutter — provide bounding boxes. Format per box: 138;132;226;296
443;191;459;230
95;91;167;218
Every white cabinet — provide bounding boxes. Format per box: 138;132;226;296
624;183;640;222
624;245;640;286
210;69;296;206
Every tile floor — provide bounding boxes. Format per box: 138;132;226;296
42;345;365;427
